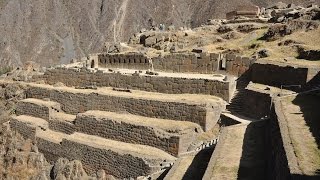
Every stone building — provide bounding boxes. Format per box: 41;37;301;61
226;5;260;20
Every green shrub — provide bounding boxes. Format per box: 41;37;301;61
0;66;13;75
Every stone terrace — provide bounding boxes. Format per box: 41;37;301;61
25;83;224;131
36;129;176;179
11;103;181;178
36;67;235;102
8;46;320;179
71;111;202;156
8;79;224;178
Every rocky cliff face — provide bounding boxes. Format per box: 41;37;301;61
0;0;318;67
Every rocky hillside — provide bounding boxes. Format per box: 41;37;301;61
0;0;319;67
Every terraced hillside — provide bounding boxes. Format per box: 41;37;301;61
0;1;319;179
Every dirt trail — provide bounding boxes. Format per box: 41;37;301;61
112;0;130;42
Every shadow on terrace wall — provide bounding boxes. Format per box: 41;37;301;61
292;91;320;150
266;104;291;180
182;147;214;180
237;121;268;180
304;71;320;90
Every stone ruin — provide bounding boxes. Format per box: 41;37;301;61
226;5;261;20
6;48;319;179
3;2;320;180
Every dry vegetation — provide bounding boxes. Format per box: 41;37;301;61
204;27;320;66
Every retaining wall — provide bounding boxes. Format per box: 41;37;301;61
36;131;174;179
224;54;255;77
98;53;150;70
74;111;201;156
11;115;176;179
25;85;222;131
38;68;233;102
239;89;271;119
16;99;61;121
10;118;38;140
96;52;255;76
49;119;76;135
251;62;309;88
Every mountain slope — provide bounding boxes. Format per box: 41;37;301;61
0;0;318;66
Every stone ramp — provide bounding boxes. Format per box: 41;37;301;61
164;155;196;180
203;122;267;180
75;111;202;156
164;147;214;180
202;124;247;180
16;98;61;120
273;96;320;177
25;83;225;131
36;130;176;179
10;115;48;140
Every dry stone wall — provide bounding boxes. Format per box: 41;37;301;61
238;89;271;119
96;52;255;76
98;53;150;70
152;53;218;73
36;131;174;179
16;99;61;121
11;113;176;179
224;54;255;77
13;98;201;156
11;115;175;179
10;118;38;140
251;62;309;88
25;85;222;131
38;67;232;102
74;112;201;156
49;120;76;135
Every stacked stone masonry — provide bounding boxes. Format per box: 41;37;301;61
10;112;178;179
37;67;233;102
11;111;184;178
237;88;271;119
98;53;150;70
251;62;311;88
25;84;223;132
36;131;176;179
74;111;202;156
11;116;176;180
16;98;61;120
96;52;255;76
23;102;203;157
49;113;77;135
10;115;48;140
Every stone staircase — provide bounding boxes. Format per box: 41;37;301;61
226;78;249;115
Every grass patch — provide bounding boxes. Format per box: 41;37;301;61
0;66;13;75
